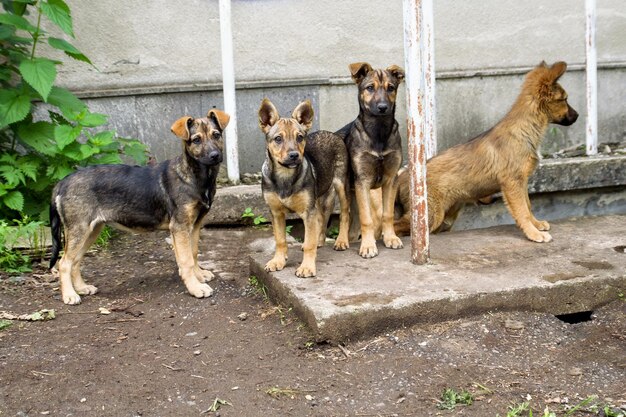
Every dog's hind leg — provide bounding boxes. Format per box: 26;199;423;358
59;222;102;305
191;223;214;283
317;189;335;247
171;224;214;298
333;177;350;250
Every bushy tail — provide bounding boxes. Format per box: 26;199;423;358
49;197;62;269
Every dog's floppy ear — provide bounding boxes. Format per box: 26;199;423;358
349;62;373;84
171;116;193;139
258;98;280;134
208;109;230;131
386;65;405;83
292;100;314;131
549;61;567;82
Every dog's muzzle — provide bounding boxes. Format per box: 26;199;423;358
200;150;223;166
555;104;579;126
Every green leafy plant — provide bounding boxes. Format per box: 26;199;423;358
0;216;44;273
0;0;147;222
248;275;268;299
437;387;473;410
241;207;268;226
326;225;339;239
0;319;12;331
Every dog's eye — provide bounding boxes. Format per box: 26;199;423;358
274;136;283;144
192;137;202;145
366;85;375;92
296;134;305;143
387;85;396;92
212;131;221;139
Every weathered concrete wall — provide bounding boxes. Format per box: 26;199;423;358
39;0;626;173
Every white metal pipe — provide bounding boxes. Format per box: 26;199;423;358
585;0;598;156
422;0;437;159
219;0;241;182
402;0;433;265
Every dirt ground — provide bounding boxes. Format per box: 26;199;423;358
0;226;624;417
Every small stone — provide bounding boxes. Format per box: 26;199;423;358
80;398;86;403
305;394;313;401
568;367;583;376
504;319;525;330
193;350;201;356
237;312;248;321
185;332;197;337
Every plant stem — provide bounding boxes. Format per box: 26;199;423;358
30;1;43;60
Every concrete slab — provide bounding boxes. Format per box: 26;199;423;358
249;215;626;343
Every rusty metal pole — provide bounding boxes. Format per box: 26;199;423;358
585;0;598;156
402;0;434;264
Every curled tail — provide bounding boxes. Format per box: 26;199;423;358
49;197;62;269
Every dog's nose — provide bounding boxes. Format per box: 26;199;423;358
377;103;389;113
209;151;221;162
288;151;300;161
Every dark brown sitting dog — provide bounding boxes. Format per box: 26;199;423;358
259;98;350;277
49;109;230;304
394;61;578;242
337;62;405;258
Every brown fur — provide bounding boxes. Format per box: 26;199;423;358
394;61;578;242
337;62;405;258
49;109;230;304
259;98;350;277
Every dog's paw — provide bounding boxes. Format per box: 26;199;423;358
75;284;98;295
63;291;82;305
359;242;379;259
333;239;349;251
265;258;286;272
383;235;404;249
188;283;214;298
535;220;551;231
195;267;215;283
295;264;316;278
527;230;552;243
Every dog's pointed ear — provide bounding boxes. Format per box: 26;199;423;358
208;109;230;131
349;62;373;84
386;65;405;83
549;61;567;82
292;100;314;131
258;98;280;134
171;116;193;139
538;60;548;68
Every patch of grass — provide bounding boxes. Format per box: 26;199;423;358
94;225;117;248
248;275;268;300
437;387;473;410
0;217;45;274
265;387;303;399
0;320;13;331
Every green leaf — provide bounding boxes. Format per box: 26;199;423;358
54;124;81;150
16;158;39;181
123;141;148;165
91;153;122;165
19;58;57;101
40;0;73;37
17;121;57;156
3;190;24;211
89;130;114;147
79;112;107;127
0;89;31;127
47;86;85;116
0;13;38;33
0;25;16;39
47;37;92;65
0;165;25;186
61;141;84;160
47;161;73;180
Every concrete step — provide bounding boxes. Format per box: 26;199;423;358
248;215;626;342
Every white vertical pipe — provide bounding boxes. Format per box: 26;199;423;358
585;0;598;156
219;0;240;182
402;0;432;265
422;0;437;159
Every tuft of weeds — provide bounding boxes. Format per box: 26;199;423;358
0;320;12;331
241;207;268;227
94;225;116;248
265;387;304;399
326;225;339;239
248;275;268;300
437;387;474;410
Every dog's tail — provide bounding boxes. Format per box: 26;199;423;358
49;196;62;269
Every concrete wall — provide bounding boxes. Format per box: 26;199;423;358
43;0;626;174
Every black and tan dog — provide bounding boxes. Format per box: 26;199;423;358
49;109;230;304
394;61;578;242
258;98;350;277
337;62;405;258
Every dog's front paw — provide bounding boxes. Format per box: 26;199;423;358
195;267;215;283
333;239;349;251
75;284;98;295
187;283;214;298
526;229;552;243
265;257;286;272
534;220;551;231
383;235;404;249
63;291;82;305
359;241;379;258
295;264;316;278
